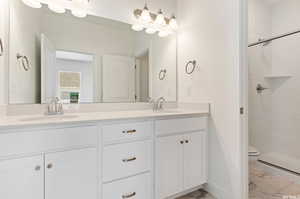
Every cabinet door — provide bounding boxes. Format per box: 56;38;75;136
183;131;207;190
0;155;44;199
45;148;97;199
156;135;183;199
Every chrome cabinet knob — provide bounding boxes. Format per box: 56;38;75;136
35;165;41;171
47;163;53;169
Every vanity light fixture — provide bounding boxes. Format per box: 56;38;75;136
71;0;89;18
154;9;166;27
169;15;178;30
132;5;178;37
48;3;66;14
21;0;90;18
140;4;152;23
22;0;42;8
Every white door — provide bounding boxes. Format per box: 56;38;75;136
183;131;207;190
45;148;97;199
102;55;135;102
41;34;56;103
0;155;44;199
156;135;183;199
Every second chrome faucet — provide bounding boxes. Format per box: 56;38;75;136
149;97;166;111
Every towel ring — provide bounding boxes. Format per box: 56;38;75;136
17;53;31;71
159;69;167;80
185;60;197;75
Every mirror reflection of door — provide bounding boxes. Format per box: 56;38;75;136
41;34;94;104
102;55;135;103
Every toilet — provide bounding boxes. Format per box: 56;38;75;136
248;146;260;161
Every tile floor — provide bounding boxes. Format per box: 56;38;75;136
178;190;216;199
177;160;300;199
249;161;300;199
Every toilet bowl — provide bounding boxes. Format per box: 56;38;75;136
248;146;260;161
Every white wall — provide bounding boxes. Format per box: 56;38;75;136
177;0;242;198
150;35;177;101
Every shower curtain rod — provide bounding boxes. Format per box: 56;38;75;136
248;29;300;47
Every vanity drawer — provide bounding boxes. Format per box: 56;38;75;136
103;140;151;182
0;126;97;157
155;117;207;136
103;173;151;199
102;121;152;144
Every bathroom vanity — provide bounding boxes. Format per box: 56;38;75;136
0;109;208;199
0;0;210;198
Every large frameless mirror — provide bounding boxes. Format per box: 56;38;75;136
8;0;177;104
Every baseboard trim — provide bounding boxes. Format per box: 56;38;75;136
204;182;231;199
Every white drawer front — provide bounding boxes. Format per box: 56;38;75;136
155;117;207;136
103;140;151;182
103;173;151;199
102;121;152;144
0;126;97;157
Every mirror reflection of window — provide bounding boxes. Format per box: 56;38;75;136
59;71;81;104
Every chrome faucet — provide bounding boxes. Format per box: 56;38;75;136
46;97;64;115
149;97;166;111
156;97;166;111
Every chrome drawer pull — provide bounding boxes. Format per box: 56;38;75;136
122;129;137;134
122;192;136;198
122;157;137;163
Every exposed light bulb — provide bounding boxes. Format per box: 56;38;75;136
132;24;144;31
141;4;152;23
169;16;178;30
22;0;42;8
48;4;66;14
146;28;157;34
72;10;87;18
154;9;166;27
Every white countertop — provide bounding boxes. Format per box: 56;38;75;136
0;109;209;129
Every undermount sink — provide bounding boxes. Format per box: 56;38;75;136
19;115;79;122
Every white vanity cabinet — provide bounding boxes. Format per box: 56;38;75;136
0;125;98;199
0;155;44;199
101;121;153;199
155;117;208;199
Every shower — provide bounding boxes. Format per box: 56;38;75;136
247;0;300;197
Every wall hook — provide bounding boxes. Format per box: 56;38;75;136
159;69;167;80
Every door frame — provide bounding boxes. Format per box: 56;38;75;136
239;0;249;198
